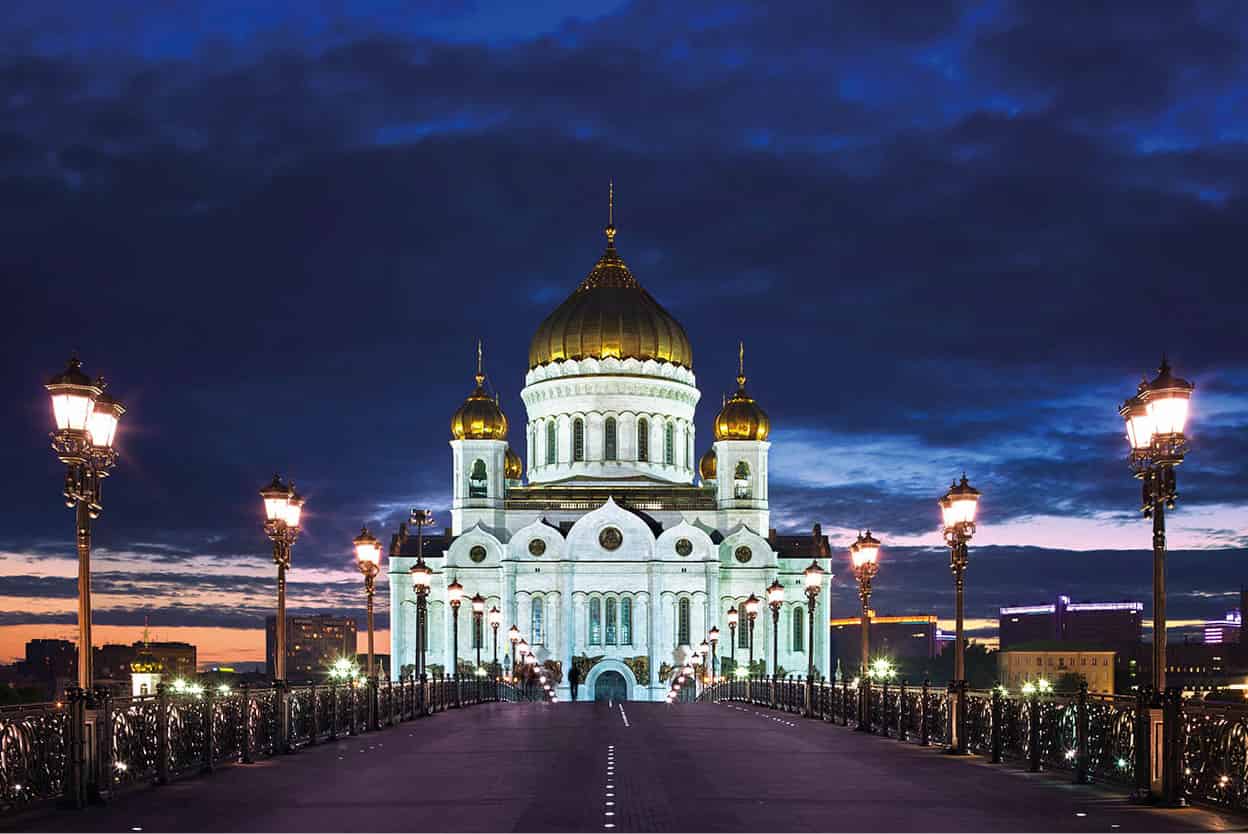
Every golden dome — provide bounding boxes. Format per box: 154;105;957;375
528;200;692;370
699;448;717;481
450;343;508;440
504;447;523;480
714;343;770;441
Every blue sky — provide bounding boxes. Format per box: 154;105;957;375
0;0;1245;663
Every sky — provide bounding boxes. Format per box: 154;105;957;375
1;0;1246;666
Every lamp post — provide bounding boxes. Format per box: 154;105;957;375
471;593;485;673
410;558;432;685
1121;359;1194;693
261;475;304;683
708;627;720;682
489;606;502;677
745;594;760;674
407;508;436;680
45;356;125;691
508;625;521;680
850;530;881;731
726;607;739;676
517;639;529;688
803;560;825;716
448;578;464;706
352;527;383;679
698;641;711;685
940;474;981;754
767;579;784;679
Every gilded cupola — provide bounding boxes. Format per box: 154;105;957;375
528;185;693;370
698;447;717;481
714;343;770;441
450;342;509;441
504;447;523;480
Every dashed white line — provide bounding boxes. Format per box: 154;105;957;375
619;704;630;727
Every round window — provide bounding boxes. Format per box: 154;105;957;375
528;538;546;557
734;545;753;564
469;545;487;563
675;538;693;557
599;527;623;551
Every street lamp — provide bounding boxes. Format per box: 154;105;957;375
448;578;464;706
850;530;881;731
940;474;980;754
471;593;486;673
261;475;304;683
489;606;502;677
353;527;383;680
744;595;761;674
1120;359;1194;692
410;558;433;684
517;639;529;686
508;625;521;680
698;641;711;683
803;560;825;715
726;607;739;675
708;627;720;682
767;579;784;678
45;356;125;691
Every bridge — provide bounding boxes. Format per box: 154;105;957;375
2;677;1246;831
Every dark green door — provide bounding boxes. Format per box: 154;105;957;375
594;670;628;702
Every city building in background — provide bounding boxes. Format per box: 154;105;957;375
266;614;358;681
829;613;938;677
999;595;1144;691
997;643;1116;693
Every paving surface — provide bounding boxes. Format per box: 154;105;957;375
15;701;1247;832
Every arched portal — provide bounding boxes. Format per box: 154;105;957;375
585;658;640;702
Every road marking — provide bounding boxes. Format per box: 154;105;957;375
619;704;630;727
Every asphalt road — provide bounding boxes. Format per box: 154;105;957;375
17;701;1244;832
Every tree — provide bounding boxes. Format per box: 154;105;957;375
1054;672;1086;694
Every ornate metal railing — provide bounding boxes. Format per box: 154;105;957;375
1181;698;1248;811
701;678;1162;803
1;675;519;815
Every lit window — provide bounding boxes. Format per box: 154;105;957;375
677;598;691;646
664;423;675;465
589;598;602;645
606;598;618;645
620;597;633;645
473;615;483;650
546;422;557;466
468;459;488;498
605;417;617;461
734;461;751;499
573;419;585;462
637;418;649;462
531;595;544;645
792;606;804;652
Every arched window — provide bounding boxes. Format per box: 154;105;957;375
604;417;617;461
605;598;618;645
531;595;544;645
589;597;602;645
474;611;484;650
664;422;675;465
792;606;804;652
468;459;488;498
620;597;633;645
734;460;751;499
573;418;585;462
677;597;691;646
739;604;750;648
546;422;557;466
637;418;649;462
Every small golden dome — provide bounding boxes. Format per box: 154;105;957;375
529;194;692;370
699;448;717;480
714;342;770;441
504;447;523;480
450;343;508;440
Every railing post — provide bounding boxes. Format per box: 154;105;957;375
898;682;908;741
330;682;340;740
1075;681;1090;784
880;679;890;738
1131;687;1152;802
62;686;87;808
369;677;379;731
388;679;396;726
277;682;290;754
920;679;930;746
1028;691;1042;773
349;685;359;736
954;680;968;755
96;690;114;799
842;677;851;727
156;684;170;785
309;683;320;745
991;687;1002;763
240;684;253;764
1162;687;1186;807
202;686;216;774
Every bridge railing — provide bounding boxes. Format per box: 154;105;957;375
2;674;522;816
700;677;1248;813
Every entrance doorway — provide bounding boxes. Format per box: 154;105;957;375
594;670;628;702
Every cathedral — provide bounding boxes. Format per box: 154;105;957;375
388;205;833;702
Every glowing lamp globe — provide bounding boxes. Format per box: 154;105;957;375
488;607;502;628
447;579;464;608
1145;360;1194;438
941;475;981;528
850;531;881;568
46;357;100;434
803;560;825;592
260;475;293;523
88;390;125;449
726;607;739;628
410;559;433;593
767;579;785;609
471;593;486;615
352;527;383;571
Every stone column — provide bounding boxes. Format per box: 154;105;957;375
562;567;574;698
647;568;659;700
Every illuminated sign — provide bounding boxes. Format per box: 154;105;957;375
999;605;1055;615
1066;602;1144;612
